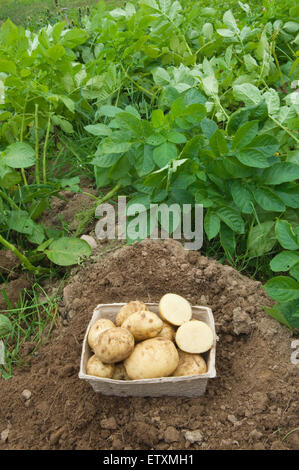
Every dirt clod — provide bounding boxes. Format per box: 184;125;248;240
0;240;297;450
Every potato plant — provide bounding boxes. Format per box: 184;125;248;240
0;0;298;327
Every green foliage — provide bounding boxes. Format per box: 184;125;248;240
0;0;299;326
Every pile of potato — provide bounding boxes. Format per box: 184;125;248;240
86;293;214;380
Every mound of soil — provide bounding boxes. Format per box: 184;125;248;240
0;240;298;450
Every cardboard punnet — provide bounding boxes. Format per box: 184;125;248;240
79;303;216;397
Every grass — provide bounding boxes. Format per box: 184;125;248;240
0;0;99;27
0;282;62;379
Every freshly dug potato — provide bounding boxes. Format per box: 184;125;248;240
157;321;176;341
115;301;148;326
124;337;179;380
86;354;114;378
122;310;163;341
112;362;130;380
94;327;135;364
88;318;116;351
173;351;207;376
175;320;213;354
159;293;192;326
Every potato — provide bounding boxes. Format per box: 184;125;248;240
122;310;163;341
88;318;116;351
159;293;192;326
94;327;135;364
157;321;176;341
115;301;148;326
175;320;213;354
172;351;207;376
112;362;130;381
86;354;114;378
124;337;179;380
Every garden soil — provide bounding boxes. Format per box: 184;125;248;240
0;239;298;450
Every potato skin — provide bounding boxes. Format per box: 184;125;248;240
94;327;135;364
122;310;163;341
157;321;176;341
86;354;114;378
115;301;148;326
124;337;179;380
88;318;116;351
172;351;207;377
112;362;130;380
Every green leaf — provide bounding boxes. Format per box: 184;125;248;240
264;276;299;303
61;28;89;48
275;185;299;209
275;220;299;250
4;142;35;169
51;115;74;134
146;134;166;146
262;163;299;185
27;223;45;245
7;210;34;235
220;223;236;262
84;124;112;136
152;109;165;128
217;206;245;234
233;83;262;106
45;237;91;266
247;221;276;257
153;142;177;167
209;129;228;156
290;263;299;282
253;187;285;212
270;251;299;272
232;121;258;151
102;141;131;154
279;299;299;329
0;314;13;337
99;105;122;117
230;181;253;214
166;131;187;144
204;211;220;240
264;305;292;329
223;10;238;31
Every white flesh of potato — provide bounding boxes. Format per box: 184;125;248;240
115;301;148;326
88;318;115;351
159;293;192;326
172;351;207;376
175;320;213;353
86;354;114;378
124;337;179;380
94;327;135;364
122;310;163;341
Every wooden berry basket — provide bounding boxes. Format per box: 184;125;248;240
79;303;217;397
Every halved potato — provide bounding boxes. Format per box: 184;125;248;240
124;337;179;380
115;301;148;326
94;327;135;364
172;351;207;376
159;293;192;326
122;310;163;341
86;354;114;378
88;318;116;351
175;320;213;353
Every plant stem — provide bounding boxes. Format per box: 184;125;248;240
0;190;19;210
42;108;52;184
35;104;40;184
20;96;28;187
75;184;121;237
269;115;299;144
0;234;49;274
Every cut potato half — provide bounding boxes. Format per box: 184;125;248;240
159;293;192;326
175;320;213;353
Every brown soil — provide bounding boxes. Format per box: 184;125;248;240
0;239;298;450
